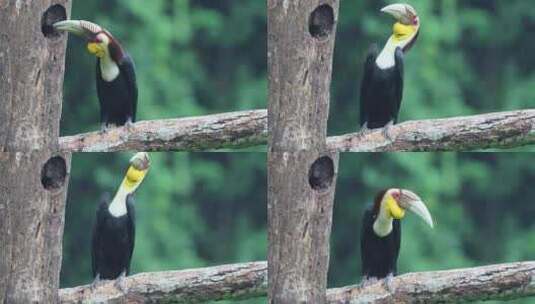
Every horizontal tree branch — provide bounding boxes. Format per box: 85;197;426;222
59;110;267;152
59;261;267;304
327;261;535;303
58;109;535;152
58;261;535;303
328;110;535;152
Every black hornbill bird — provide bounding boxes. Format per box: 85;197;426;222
360;189;433;286
359;4;420;133
53;20;138;131
91;152;150;290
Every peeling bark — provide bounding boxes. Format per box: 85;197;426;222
268;0;340;303
57;261;535;303
327;262;535;304
0;1;72;303
268;152;339;303
328;110;535;152
268;0;340;152
0;152;71;303
0;1;71;151
59;110;267;152
59;262;267;304
58;110;535;152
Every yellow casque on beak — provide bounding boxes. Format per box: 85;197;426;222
386;194;406;219
87;43;105;58
392;22;417;42
123;166;148;190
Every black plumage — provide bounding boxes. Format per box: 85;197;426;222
96;53;138;127
359;46;404;129
91;194;136;280
360;194;401;279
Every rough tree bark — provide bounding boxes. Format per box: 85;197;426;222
59;109;267;152
0;153;71;303
0;1;72;303
327;262;535;303
268;0;340;303
59;262;267;304
328;109;535;152
57;261;535;303
56;109;535;152
268;152;339;303
0;1;71;151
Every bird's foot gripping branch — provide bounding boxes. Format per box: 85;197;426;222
59;109;268;152
327;262;535;303
58;261;535;303
58;109;535;153
328;110;535;152
59;262;267;303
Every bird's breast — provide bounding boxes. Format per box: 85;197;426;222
99;59;120;82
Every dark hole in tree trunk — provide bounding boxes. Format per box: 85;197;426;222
41;4;67;38
309;156;334;191
309;4;334;39
41;156;67;190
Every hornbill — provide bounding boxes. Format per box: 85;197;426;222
359;4;420;134
360;189;433;288
53;20;138;131
91;152;150;290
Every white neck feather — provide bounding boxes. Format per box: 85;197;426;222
100;52;120;82
373;201;393;237
108;186;129;217
375;37;398;70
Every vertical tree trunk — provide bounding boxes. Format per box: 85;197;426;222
268;152;339;303
0;0;71;151
268;0;340;302
268;0;339;152
0;1;72;303
0;153;71;303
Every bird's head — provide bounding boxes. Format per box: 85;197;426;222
123;152;151;193
381;3;420;52
53;20;117;59
376;188;434;228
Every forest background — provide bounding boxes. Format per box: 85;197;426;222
61;1;535;303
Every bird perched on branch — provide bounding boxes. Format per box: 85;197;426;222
360;189;433;290
54;20;138;131
359;4;420;136
91;152;150;291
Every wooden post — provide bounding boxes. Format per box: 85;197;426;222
268;0;340;302
0;1;72;303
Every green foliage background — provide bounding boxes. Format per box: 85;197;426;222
60;1;535;303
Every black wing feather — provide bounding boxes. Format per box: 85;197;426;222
392;219;401;275
359;45;379;127
91;196;110;278
119;55;138;122
125;194;136;275
360;207;375;276
393;47;404;124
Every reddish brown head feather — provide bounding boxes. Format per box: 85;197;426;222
403;30;419;52
103;31;125;63
372;189;389;214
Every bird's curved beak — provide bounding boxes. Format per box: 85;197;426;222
398;190;434;228
124;153;151;190
381;4;416;25
130;152;151;171
53;20;102;40
53;20;87;37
